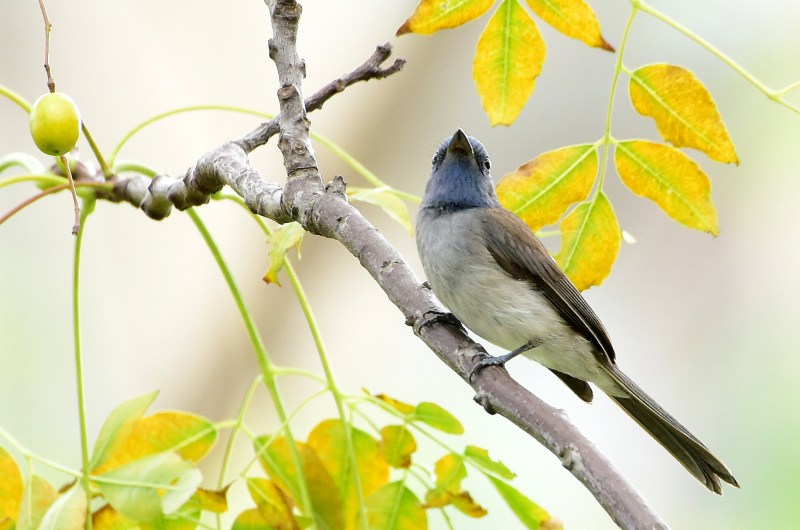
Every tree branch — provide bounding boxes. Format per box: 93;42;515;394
78;11;669;530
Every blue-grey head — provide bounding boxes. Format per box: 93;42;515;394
421;129;500;210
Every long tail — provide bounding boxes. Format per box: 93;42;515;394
604;365;739;494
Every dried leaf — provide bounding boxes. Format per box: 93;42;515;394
497;144;597;231
397;0;494;35
524;0;613;50
615;140;719;234
474;0;546;126
629;63;738;164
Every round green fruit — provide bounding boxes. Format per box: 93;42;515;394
29;92;81;156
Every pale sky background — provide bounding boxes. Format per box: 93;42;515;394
1;1;799;529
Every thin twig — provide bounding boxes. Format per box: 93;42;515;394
61;156;81;234
236;43;404;152
38;0;55;93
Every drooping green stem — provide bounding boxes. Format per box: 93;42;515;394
185;208;314;521
0;84;32;112
636;0;800;115
281;256;369;530
80;123;113;179
217;192;368;529
72;202;94;530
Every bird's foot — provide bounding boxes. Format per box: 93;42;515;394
408;307;464;335
468;340;538;383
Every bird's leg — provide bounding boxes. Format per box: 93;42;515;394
469;340;539;382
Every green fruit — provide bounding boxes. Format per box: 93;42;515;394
29;92;81;156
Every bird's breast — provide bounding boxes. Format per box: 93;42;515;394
416;208;612;386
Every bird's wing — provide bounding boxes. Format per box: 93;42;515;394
480;208;616;363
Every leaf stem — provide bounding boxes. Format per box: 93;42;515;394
72;201;93;530
636;0;800;115
598;5;638;191
185;208;314;520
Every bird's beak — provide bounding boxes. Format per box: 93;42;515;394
447;129;474;157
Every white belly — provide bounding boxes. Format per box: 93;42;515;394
417;209;619;392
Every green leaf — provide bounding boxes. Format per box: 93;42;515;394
464;445;516;480
525;0;613;50
263;222;304;286
357;481;427;530
615;140;719;235
38;485;87;530
91;391;159;472
397;0;494;35
497;144;597;231
378;425;417;469
0;153;45;176
412;402;464;434
487;476;558;530
629;63;738;164
97;453;201;522
18;475;58;530
555;192;620;291
0;445;23;524
255;436;344;530
474;0;546;126
246;478;299;530
231;509;271;530
348;187;413;235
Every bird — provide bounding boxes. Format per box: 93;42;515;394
415;129;738;493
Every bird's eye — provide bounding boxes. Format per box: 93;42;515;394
483;159;491;170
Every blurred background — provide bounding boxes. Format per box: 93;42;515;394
1;1;799;528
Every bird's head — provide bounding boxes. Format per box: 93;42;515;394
421;129;499;210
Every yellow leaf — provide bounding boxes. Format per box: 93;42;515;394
358;482;427;530
524;0;613;50
450;491;488;518
255;437;344;530
190;487;229;513
246;479;299;530
92;411;217;475
92;505;137;530
397;0;494;35
474;0;546;126
434;454;467;494
615;140;719;235
263;222;304;286
306;420;389;530
555;192;620;291
378;425;417;469
497;144;597;231
373;393;415;415
0;446;23;524
629;63;738;164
